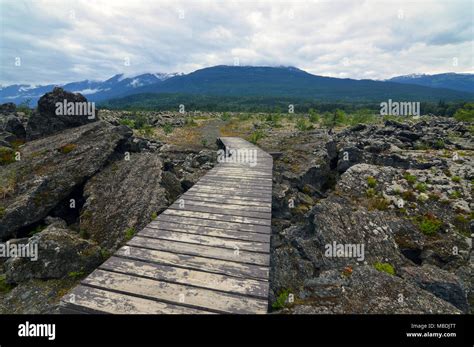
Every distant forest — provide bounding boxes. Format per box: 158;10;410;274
99;93;468;116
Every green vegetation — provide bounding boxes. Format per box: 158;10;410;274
28;224;46;237
308;108;320;123
367;176;377;188
368;197;390;211
162;123;174;134
151;212;157;220
16;98;32;116
451;176;461;183
453;103;474;122
100;248;112;260
322;109;347;128
0;147;15;165
0;206;5;218
295;118;313;131
450;190;462;199
220;112;231;121
414;182;427;192
119;118;136;128
366;188;376;198
433;139;445;149
403;173;417;184
0;274;13;293
272;289;292;310
416;214;442;235
124;227;136;241
59;143;77;154
374;262;395;275
68;270;86;279
248;130;265;144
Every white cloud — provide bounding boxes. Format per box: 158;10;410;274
0;0;472;84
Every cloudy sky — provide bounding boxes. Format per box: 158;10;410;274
0;0;472;85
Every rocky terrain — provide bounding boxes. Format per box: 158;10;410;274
261;118;473;314
0;88;472;314
0;88;215;313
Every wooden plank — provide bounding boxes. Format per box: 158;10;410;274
156;214;271;233
139;228;270;252
100;256;269;298
145;222;271;243
162;209;271;226
61;285;210;314
172;199;271;213
82;269;268;314
128;236;270;266
168;203;271;219
182;193;272;206
115;246;269;280
186;187;272;200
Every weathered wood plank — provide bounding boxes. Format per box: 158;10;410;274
156;214;271;233
139;228;270;252
168;203;271;219
128;236;270;266
61;285;210;314
100;256;269;298
162;209;271;226
82;269;268;314
145;222;271;243
172;199;272;213
115;246;269;280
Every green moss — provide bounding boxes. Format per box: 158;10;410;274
367;176;377;188
59;143;77;154
151;212;157;220
272;289;291;310
100;248;112;260
366;188;376;198
0;206;5;218
79;229;90;239
401;190;416;202
68;270;86;279
124;227;136;241
0;274;13;293
451;176;461;183
374;262;395;275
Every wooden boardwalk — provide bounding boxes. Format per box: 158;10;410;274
60;137;273;314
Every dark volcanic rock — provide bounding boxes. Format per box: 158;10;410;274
26;87;97;140
4;224;102;283
0;121;132;240
0;115;26;140
0;103;16;114
400;265;469;312
283;266;461;314
80;152;168;251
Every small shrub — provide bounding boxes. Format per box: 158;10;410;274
162;123;174;134
433;139;445;149
248;130;265;144
366;188;376;198
184;117;197;127
272;289;291;310
401;190;416;202
295;118;312;131
367;176;377;188
119;118;136;128
308;108;320;123
151;212;157;220
450;190;462;199
220;112;231;121
374;262;395;275
403;173;417;184
417;214;442;235
369;197;390;211
414;182;427;192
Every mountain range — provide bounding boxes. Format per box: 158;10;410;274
1;66;473;106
